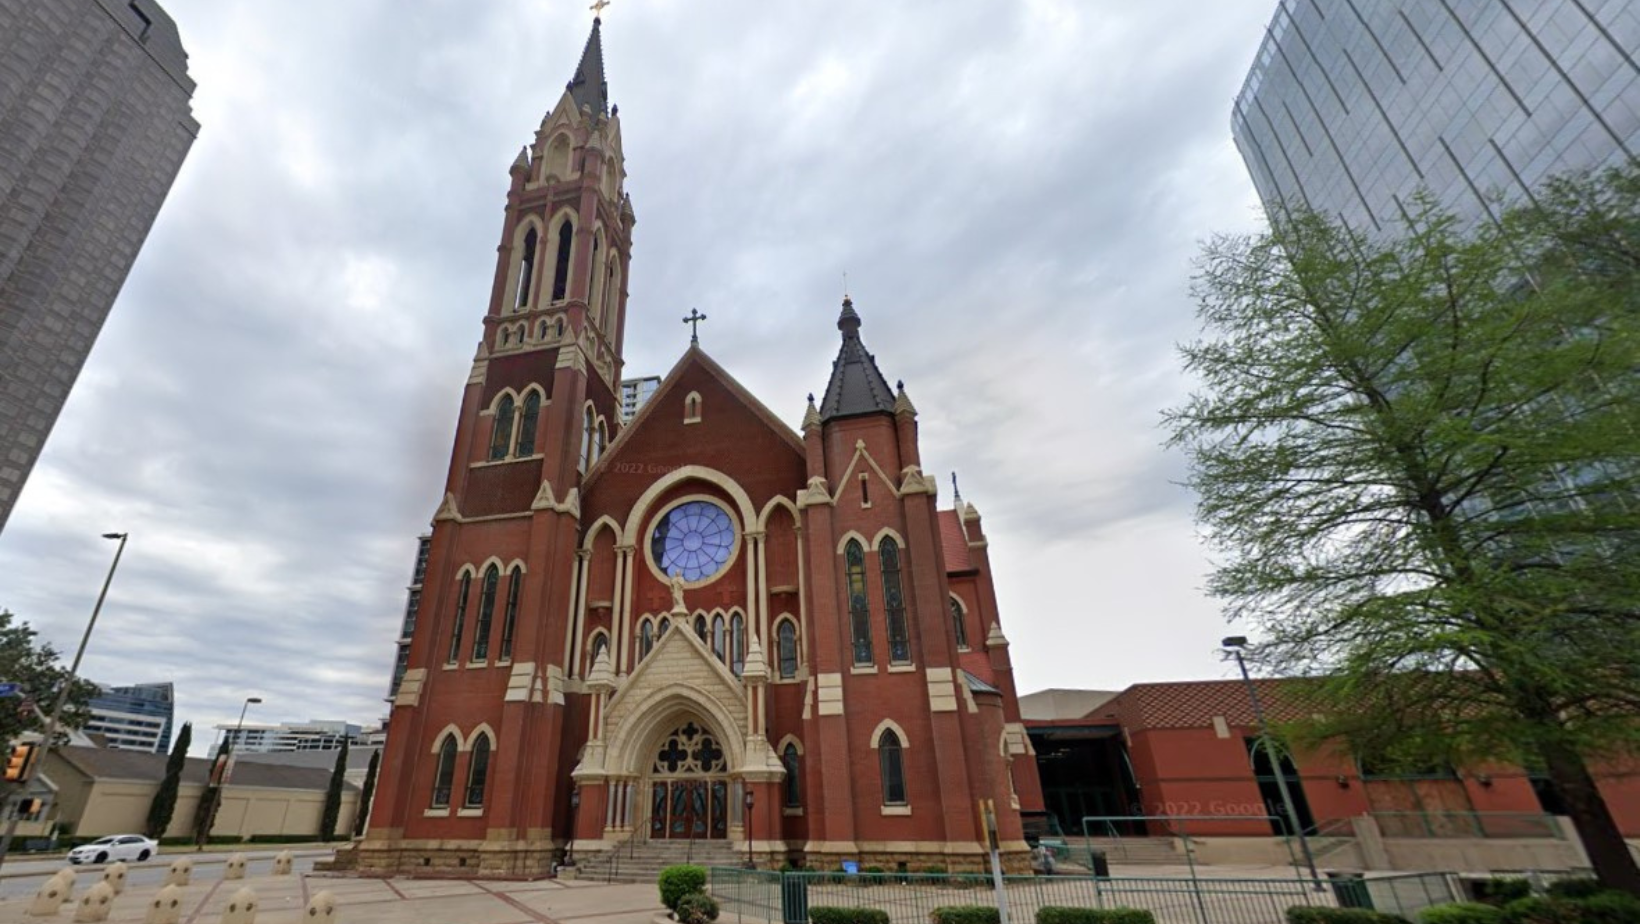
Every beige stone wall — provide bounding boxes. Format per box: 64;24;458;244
58;777;357;840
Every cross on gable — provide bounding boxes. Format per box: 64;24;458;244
682;308;707;344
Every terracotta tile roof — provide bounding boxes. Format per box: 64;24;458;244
939;510;973;572
1110;678;1323;731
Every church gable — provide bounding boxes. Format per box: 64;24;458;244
581;347;806;523
598;619;750;776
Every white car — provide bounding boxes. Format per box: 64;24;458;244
67;834;158;865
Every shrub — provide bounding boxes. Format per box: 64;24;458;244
1038;906;1157;924
1287;908;1410;924
676;893;720;924
658;865;707;913
1575;891;1640;924
1474;880;1533;906
1499;897;1578;924
929;906;1001;924
1544;879;1603;901
810;907;891;924
1419;903;1506;924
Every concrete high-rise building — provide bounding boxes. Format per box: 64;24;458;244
84;681;174;752
0;0;198;532
217;719;362;753
386;533;432;701
619;375;660;422
1233;1;1639;231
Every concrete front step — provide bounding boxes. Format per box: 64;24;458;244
1082;837;1181;865
575;841;744;883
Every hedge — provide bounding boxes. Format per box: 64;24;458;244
1499;890;1640;924
811;908;891;924
929;906;1000;924
1286;908;1410;924
1472;880;1532;906
1416;903;1504;924
658;865;707;913
1037;907;1157;924
1544;879;1604;901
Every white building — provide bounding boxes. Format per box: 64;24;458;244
216;719;361;753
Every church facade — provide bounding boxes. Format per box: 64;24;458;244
355;20;1043;877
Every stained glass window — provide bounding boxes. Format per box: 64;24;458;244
432;736;457;808
471;565;499;661
777;620;798;679
879;730;906;805
465;736;491;807
846;540;873;665
783;743;801;807
446;573;471;665
499;567;521;660
516;391;540;456
490;395;515;461
951;595;968;649
881;539;910;664
515;227;537;308
651;501;735;583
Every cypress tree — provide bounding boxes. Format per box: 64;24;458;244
353;748;380;837
320;739;348;841
144;722;191;839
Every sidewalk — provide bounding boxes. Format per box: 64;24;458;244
0;873;662;924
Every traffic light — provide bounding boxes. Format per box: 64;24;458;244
4;742;38;782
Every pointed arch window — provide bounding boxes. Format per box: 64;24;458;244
515;392;540;457
580;407;595;472
499;566;522;661
589;235;602;312
603;260;619;336
878;730;906;805
711;614;726;662
639;618;655;660
515;227;538;308
777;620;798;679
465;735;492;808
551;218;574;302
587;631;609;673
471;564;499;661
951;596;969;649
694;615;708;643
845;540;873;665
446;572;471;665
730;613;745;676
432;736;457;808
490;395;515;461
595;419;607;462
782;743;801;807
880;539;911;664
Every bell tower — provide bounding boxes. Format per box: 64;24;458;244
361;17;637;877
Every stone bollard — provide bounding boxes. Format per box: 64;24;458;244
165;857;192;887
25;870;74;917
101;861;129;895
53;867;77;899
223;853;247;880
72;881;115;923
220;886;257;924
271;850;293;875
145;884;185;924
304;890;337;922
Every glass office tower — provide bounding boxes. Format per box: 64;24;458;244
85;681;175;752
1233;0;1639;231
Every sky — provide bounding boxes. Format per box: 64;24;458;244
0;0;1279;754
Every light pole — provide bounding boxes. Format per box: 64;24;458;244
567;787;580;867
197;696;261;849
0;532;129;872
743;788;755;869
1222;636;1322;888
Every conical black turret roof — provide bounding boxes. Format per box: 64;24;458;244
818;297;897;422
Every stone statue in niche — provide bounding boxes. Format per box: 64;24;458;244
670;571;686;613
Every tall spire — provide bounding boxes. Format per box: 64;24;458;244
818;297;897;422
567;17;609;117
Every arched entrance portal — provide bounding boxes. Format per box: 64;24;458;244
648;721;730;840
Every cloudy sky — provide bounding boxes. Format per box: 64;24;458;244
0;1;1279;753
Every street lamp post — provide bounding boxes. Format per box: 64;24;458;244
0;532;129;873
1222;636;1322;888
567;787;580;867
197;696;261;849
744;788;755;869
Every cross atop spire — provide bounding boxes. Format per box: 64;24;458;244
683;308;707;345
568;15;609;117
589;0;611;18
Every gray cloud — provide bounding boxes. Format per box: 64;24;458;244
0;1;1274;750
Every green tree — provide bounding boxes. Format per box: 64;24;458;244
0;610;99;748
1165;163;1640;893
144;722;191;838
353;748;379;837
320;739;347;842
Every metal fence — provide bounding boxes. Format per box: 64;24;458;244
707;868;1459;924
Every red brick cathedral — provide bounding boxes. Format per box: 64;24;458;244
357;20;1043;877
